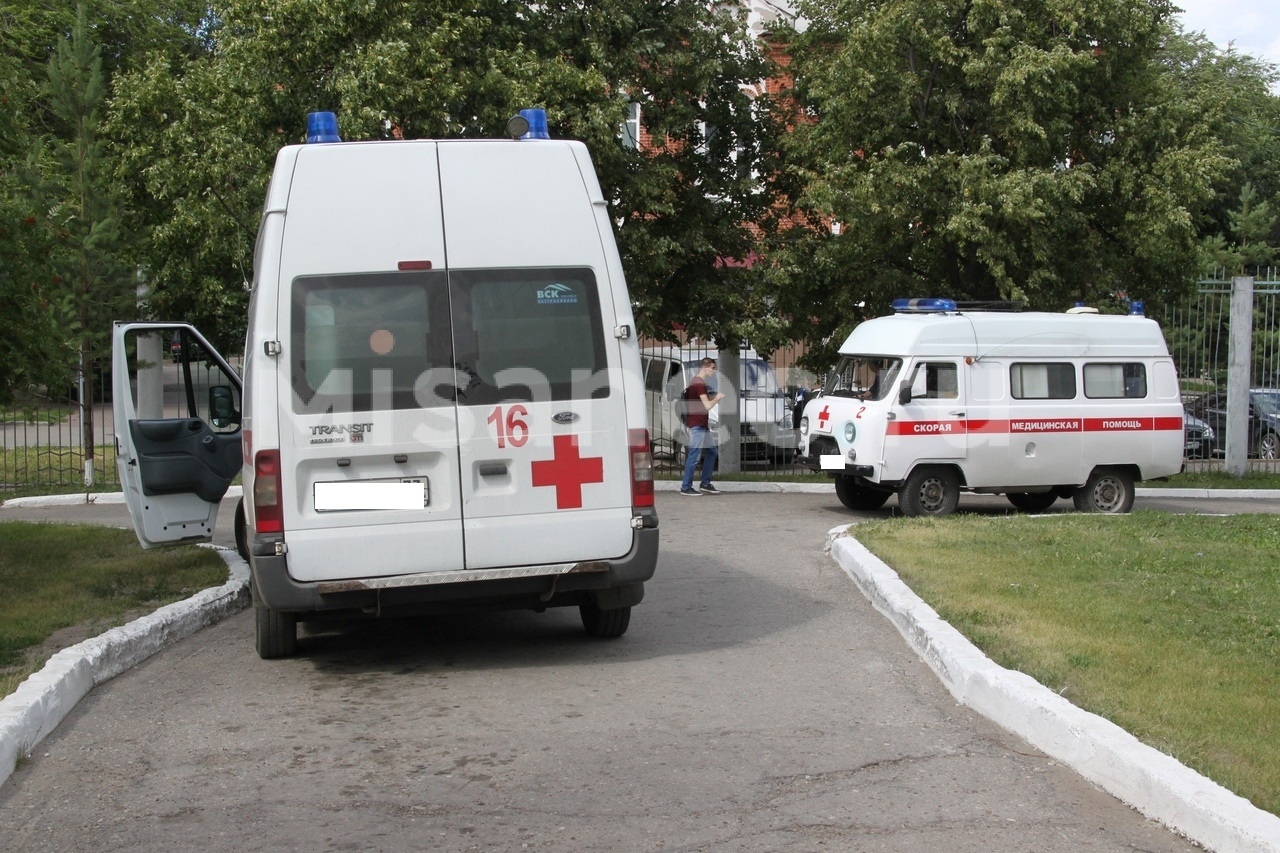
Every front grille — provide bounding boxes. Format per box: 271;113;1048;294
809;436;839;458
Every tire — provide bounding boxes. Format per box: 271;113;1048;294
672;441;687;469
1006;491;1058;513
580;601;631;638
1258;431;1279;460
898;466;960;518
1072;468;1135;514
834;474;892;511
234;498;250;563
255;606;298;659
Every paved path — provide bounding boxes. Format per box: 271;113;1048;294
0;492;1210;851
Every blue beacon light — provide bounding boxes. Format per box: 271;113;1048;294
891;298;957;313
306;111;341;144
519;108;551;140
1128;301;1145;316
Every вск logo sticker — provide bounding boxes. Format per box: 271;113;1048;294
536;283;579;304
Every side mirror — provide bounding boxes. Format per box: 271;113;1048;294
209;385;240;429
898;383;913;406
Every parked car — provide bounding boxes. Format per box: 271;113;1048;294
1186;389;1280;459
1182;412;1214;459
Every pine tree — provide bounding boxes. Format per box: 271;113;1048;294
39;6;136;484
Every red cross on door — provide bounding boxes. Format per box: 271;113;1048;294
531;434;605;509
818;405;831;428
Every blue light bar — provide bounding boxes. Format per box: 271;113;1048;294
891;298;957;313
306;111;341;144
1128;301;1145;316
519;108;550;140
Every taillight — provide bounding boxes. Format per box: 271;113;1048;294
629;428;654;508
253;449;284;534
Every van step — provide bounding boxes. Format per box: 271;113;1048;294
316;561;609;593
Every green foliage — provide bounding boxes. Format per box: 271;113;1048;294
106;0;785;348
770;0;1242;363
1203;182;1279;273
32;7;138;467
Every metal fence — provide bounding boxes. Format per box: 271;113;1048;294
4;281;1279;494
1160;271;1280;475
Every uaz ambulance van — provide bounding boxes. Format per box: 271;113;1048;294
641;345;798;463
112;111;659;658
797;299;1184;516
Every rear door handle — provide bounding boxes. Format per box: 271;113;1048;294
479;463;508;477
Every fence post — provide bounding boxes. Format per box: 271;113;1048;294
1226;276;1254;477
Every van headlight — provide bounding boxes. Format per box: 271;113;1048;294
843;422;856;443
800;416;809;436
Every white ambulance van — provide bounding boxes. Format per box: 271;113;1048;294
640;345;798;463
112;110;659;658
797;299;1184;516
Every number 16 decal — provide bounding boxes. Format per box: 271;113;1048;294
487;405;529;448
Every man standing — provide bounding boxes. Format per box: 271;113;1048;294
680;357;726;496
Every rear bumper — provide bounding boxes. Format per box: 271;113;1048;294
250;509;660;615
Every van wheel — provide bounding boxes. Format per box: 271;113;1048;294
234;498;249;563
899;467;960;518
1072;469;1135;514
1258;431;1279;460
1006;492;1058;513
834;475;891;511
580;601;631;638
255;607;298;659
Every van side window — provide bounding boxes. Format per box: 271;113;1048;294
450;267;609;405
644;359;666;394
291;270;452;413
1083;363;1147;399
1010;363;1075;400
908;362;959;399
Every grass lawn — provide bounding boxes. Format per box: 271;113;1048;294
0;521;230;699
853;511;1280;816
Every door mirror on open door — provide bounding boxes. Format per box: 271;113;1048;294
898;383;912;406
209;385;239;429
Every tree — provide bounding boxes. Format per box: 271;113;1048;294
770;0;1235;365
36;7;136;481
1203;182;1278;274
1163;34;1280;272
106;0;786;349
0;0;210;404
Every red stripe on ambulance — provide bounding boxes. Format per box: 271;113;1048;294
888;416;1182;436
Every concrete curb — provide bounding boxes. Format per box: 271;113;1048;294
0;547;251;789
828;528;1280;852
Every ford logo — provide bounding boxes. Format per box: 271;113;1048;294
552;412;580;424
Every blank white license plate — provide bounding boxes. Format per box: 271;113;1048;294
314;480;428;511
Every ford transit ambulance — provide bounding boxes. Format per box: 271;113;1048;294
797;299;1184;517
113;110;659;658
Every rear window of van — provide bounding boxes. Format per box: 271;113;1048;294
291;268;608;413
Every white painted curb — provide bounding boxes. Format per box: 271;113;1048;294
0;547;250;789
829;528;1280;852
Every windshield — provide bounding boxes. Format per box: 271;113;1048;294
683;358;785;398
825;356;902;401
1255;390;1280;418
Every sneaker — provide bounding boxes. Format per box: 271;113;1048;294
699;484;721;495
679;487;701;496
